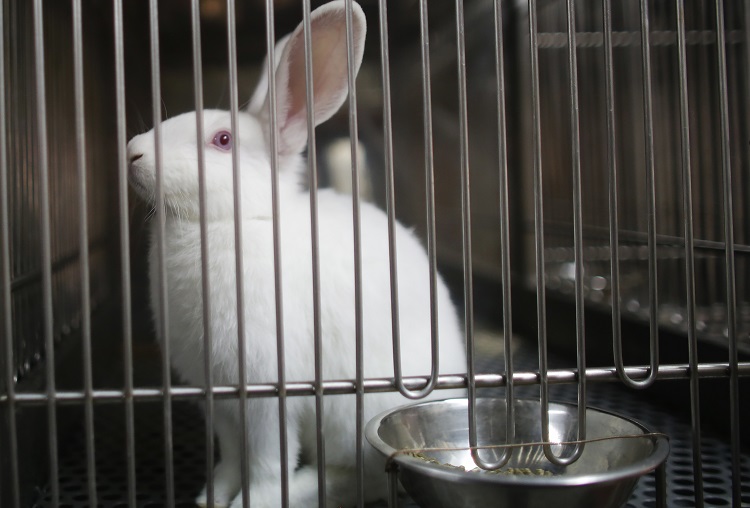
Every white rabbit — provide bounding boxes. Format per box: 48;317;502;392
127;1;466;507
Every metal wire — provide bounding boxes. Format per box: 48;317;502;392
189;1;215;506
527;0;556;470
4;362;747;406
674;2;704;506
491;0;515;471
378;0;402;401
261;0;290;504
299;0;327;505
612;0;660;390
0;0;21;504
601;0;625;420
745;0;750;266
147;1;175;505
713;1;742;505
634;0;660;390
387;468;399;508
112;0;137;505
544;222;750;255
71;1;97;504
456;0;511;472
417;0;443;404
673;0;705;503
32;2;60;506
552;0;587;466
655;462;667;508
228;1;251;506
342;0;366;503
454;0;482;473
378;0;439;401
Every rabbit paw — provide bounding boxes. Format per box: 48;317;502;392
195;461;241;508
195;491;230;508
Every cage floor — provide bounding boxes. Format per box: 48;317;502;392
32;331;750;508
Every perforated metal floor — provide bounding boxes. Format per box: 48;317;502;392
32;333;750;507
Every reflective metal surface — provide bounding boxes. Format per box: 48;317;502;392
366;398;669;508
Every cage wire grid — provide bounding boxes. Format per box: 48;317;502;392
0;0;748;507
21;347;750;508
28;338;750;508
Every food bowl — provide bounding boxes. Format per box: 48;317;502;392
365;398;669;508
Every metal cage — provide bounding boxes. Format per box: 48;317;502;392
0;0;748;507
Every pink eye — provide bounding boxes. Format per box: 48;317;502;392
211;130;232;151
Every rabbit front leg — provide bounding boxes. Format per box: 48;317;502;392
230;465;356;508
226;399;318;508
195;404;243;508
229;468;355;508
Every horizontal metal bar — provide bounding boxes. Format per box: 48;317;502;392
536;29;745;49
5;362;748;405
539;222;750;256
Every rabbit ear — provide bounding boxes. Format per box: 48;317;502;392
264;0;366;157
248;33;291;115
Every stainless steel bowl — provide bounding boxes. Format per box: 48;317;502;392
365;398;669;508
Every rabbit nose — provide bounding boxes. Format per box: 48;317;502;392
129;153;143;164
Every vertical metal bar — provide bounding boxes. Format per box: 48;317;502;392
713;1;741;505
342;1;364;505
387;468;399;508
418;0;440;404
417;0;442;404
674;3;704;508
190;2;215;507
8;0;16;295
543;0;586;465
527;0;551;471
655;463;667;508
455;0;490;472
112;0;137;505
640;0;661;389
378;0;401;401
693;0;713;307
260;1;289;505
603;0;659;388
745;0;750;258
22;0;31;290
228;0;250;506
299;1;327;505
71;0;97;504
32;2;60;506
382;0;438;400
601;0;625;400
0;0;21;504
490;0;515;470
147;1;175;505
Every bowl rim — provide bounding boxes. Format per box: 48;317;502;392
364;397;670;488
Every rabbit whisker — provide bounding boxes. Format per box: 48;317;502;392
144;205;157;222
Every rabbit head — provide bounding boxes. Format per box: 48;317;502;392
127;0;367;222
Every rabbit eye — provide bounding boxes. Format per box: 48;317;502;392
211;130;232;151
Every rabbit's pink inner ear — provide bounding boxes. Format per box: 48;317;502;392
287;28;346;125
273;3;366;157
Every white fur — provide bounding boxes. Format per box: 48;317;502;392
127;2;466;507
